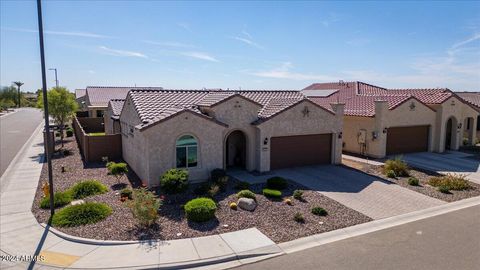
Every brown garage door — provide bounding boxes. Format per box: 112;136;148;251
270;134;331;170
386;126;429;155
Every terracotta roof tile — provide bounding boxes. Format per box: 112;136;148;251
456;92;480;109
388;88;452;104
75;89;86;99
86;86;163;107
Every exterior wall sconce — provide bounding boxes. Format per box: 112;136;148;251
263;137;269;145
457;123;462;129
383;128;387;134
372;131;378;140
338;132;343;139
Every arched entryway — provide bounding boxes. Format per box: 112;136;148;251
225;130;247;169
445;117;458;150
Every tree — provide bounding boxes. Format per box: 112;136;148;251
107;161;128;184
0;86;19;109
37;87;78;148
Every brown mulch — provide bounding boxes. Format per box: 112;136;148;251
343;159;480;202
32;135;372;243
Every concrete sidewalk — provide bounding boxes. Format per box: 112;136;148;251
0;126;282;269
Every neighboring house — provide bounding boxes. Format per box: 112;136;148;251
304;81;479;158
456;92;480;142
75;89;87;109
118;89;344;186
80;86;163;118
105;99;124;134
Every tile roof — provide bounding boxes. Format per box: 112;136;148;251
85;86;163;107
108;99;125;119
456;92;480;110
75;89;86;99
126;89;315;129
387;88;453;104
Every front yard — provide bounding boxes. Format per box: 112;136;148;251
32;134;371;243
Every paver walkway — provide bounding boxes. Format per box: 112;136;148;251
230;165;445;220
401;151;480;185
0;127;281;269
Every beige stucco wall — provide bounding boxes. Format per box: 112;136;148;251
256;100;344;171
104;105;114;135
141;111;226;186
343;116;376;155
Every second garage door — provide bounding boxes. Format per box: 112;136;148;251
270;134;331;170
386;126;429;155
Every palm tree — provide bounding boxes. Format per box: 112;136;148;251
13;81;24;108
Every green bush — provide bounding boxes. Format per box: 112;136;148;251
70;180;108;199
160;169;189;194
184;198;217;222
428;174;471;191
408;177;419;186
262;188;282;199
383;157;409;177
40;191;72;209
237;189;256;201
266;177;288;190
386;170;396;178
293;212;305;223
293;190;303;200
128;188;162;226
107;162;128;183
66;128;73;137
235;181;250;190
120;188;133;199
311;207;328;216
51;202;112;227
438;186;450;194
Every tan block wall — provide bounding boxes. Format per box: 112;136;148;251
142;111;226;186
104;106;114;135
256;101;344;171
343;116;376;155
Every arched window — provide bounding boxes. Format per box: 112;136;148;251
176;135;198;168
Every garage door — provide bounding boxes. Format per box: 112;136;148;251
270;134;331;170
386;126;429;155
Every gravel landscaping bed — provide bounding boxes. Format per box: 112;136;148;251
32;135;372;243
343;159;480;202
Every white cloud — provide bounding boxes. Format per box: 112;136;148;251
142;40;195;48
321;12;340;27
177;22;191;32
2;27;112;38
98;46;148;58
451;33;480;50
181;51;219;62
232;30;264;49
251;62;336;81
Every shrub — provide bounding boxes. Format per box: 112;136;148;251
266;177;288;190
211;168;226;182
235;181;250;190
438;186;450;194
262;188;282;199
107;162;128;184
128;188;162;227
293;212;305;223
66;128;73;137
284;198;293;205
70;180;108;199
386;170;396;178
160;169;189;194
293;190;303;200
408;177;419;186
229;202;237;210
184;198;217;222
194;183;210;195
120;188;133;199
428;174;471;191
51;202;112;227
383;157;409;177
237;190;256;201
311;207;328;216
40;191;72;209
207;184;220;198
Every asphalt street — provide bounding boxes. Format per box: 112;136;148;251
0;108;43;177
234;205;480;270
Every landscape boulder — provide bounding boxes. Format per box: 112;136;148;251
237;198;257;211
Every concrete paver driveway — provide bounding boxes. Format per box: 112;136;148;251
231;165;444;220
400;151;480;185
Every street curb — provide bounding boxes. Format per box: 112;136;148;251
277;196;480;254
0;120;44;192
0;108;19;119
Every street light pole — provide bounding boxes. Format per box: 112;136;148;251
49;68;58;88
13;81;24;108
36;0;55;216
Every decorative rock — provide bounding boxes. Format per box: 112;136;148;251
223;224;229;228
237;198;257;211
70;199;85;206
176;233;182;237
319;221;324;225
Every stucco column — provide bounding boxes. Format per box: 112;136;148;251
374;100;388;158
330;102;345;164
472;117;478;145
434;107;445;153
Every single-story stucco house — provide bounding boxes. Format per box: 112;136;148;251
116;89;345;186
77;86;163;118
104;99;124;134
303;81;479;158
456;92;480;142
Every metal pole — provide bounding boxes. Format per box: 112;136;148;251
55;69;58;88
17;85;21;108
37;0;55;216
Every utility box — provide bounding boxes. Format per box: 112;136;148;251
357;129;367;144
43;129;55;158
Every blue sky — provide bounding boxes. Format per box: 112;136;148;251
1;1;479;92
